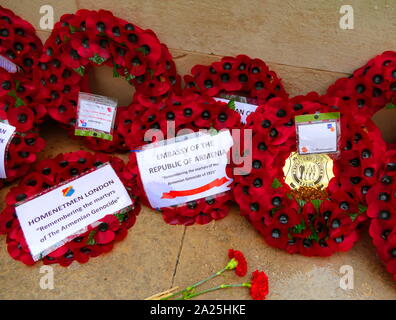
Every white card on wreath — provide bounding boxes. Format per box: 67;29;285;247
214;97;258;124
16;163;132;261
136;131;234;208
297;122;338;154
0;121;16;178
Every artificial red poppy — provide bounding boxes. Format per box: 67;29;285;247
7;105;35;132
0;70;13;96
94;215;121;244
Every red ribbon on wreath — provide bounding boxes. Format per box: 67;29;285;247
161;176;230;199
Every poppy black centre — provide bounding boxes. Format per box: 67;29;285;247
96;21;106;32
18;113;27;123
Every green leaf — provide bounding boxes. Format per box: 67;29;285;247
15;97;25;107
348;204;366;222
89;53;106;65
286;193;293;200
68;25;78;33
307;223;319;242
73;66;85;76
227;99;236;110
292;220;306;234
123;69;135;82
297;199;306;208
148;69;154;79
86;230;97;245
270;207;281;216
125;72;135;82
113;64;120;78
135;46;149;56
271;178;282;189
6;89;24;106
385;103;396;110
114;212;127;223
7;90;17;98
358;204;368;213
311;199;322;211
308;231;319;242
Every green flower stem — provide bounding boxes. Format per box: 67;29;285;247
193;266;228;288
161;266;228;300
175;283;251;300
161;258;240;300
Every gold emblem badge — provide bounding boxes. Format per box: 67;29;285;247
283;152;334;190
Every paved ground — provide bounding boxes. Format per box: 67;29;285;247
0;123;395;300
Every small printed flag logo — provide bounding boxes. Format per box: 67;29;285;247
62;186;75;197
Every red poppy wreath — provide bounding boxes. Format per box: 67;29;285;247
35;9;180;152
367;147;396;281
0;151;140;266
184;55;288;105
0;7;45;186
233;51;395;257
123;92;241;226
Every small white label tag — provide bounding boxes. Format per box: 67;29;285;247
136;131;233;208
0;55;19;73
0;121;16;178
297;122;338;154
16;164;133;261
214;97;258;124
75;92;117;140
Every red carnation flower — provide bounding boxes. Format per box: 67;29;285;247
228;249;248;277
249;270;269;300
